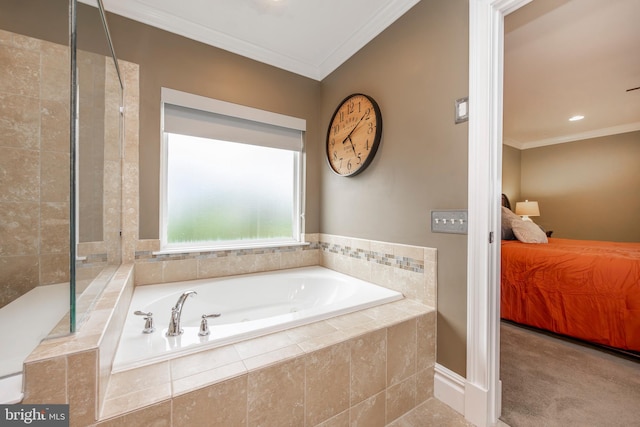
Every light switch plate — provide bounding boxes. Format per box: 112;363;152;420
455;97;469;123
431;210;468;234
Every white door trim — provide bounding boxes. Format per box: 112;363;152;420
464;1;532;426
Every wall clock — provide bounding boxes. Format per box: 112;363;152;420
326;93;382;177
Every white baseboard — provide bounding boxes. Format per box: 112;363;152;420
434;363;466;415
434;363;504;427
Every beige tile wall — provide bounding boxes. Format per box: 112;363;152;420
0;29;130;311
0;29;70;308
133;233;436;308
133;236;321;286
319;233;437;307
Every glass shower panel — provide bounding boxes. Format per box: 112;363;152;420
72;0;123;331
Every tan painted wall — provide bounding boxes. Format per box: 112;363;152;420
320;0;469;375
99;14;323;240
520;131;640;242
1;0;470;376
502;145;522;207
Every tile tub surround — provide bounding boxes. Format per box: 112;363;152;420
319;234;436;308
133;236;323;286
21;234;437;426
20;270;435;426
134;234;436;307
21;264;135;427
97;299;435;426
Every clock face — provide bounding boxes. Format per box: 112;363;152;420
326;93;382;177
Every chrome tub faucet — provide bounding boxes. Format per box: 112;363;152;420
167;290;197;336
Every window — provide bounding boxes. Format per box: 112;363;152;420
160;88;305;251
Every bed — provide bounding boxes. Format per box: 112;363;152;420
500;197;640;352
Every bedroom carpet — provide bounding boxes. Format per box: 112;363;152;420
500;321;640;427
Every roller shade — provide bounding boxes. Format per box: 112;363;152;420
162;89;304;152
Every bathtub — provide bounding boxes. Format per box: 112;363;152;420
113;266;403;371
0;283;69;404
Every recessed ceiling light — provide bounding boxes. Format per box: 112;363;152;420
569;115;584;122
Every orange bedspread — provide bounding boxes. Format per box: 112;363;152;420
501;238;640;351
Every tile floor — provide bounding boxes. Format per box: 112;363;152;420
390;399;511;427
388;398;474;426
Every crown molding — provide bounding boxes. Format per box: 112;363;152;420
502;138;524;149
504;121;640;150
317;0;421;79
80;0;420;81
80;0;321;79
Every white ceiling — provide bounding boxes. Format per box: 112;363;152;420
89;0;420;81
504;0;640;149
88;0;639;149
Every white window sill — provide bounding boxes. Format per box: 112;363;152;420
153;240;310;256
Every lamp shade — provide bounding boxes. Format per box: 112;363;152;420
515;200;540;217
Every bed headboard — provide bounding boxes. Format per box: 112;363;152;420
502;193;512;210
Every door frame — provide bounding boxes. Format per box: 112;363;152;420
465;0;532;426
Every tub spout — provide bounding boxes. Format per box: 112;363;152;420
166;290;197;336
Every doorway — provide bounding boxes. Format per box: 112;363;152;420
465;0;532;426
468;0;640;425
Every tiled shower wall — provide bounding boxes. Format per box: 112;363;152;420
0;30;71;308
0;29;126;309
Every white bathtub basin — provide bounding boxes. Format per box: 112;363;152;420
113;266;403;371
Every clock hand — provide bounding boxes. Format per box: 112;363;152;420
341;135;354;152
346;136;356;154
341;112;368;145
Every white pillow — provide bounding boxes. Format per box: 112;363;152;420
511;219;548;244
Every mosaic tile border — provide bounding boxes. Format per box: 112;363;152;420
133;239;424;273
320;242;424;273
134;242;321;262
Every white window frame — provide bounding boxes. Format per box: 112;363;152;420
159;88;306;252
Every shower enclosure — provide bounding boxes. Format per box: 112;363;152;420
0;0;123;388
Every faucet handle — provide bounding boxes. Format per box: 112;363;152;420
134;310;155;333
198;313;221;336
